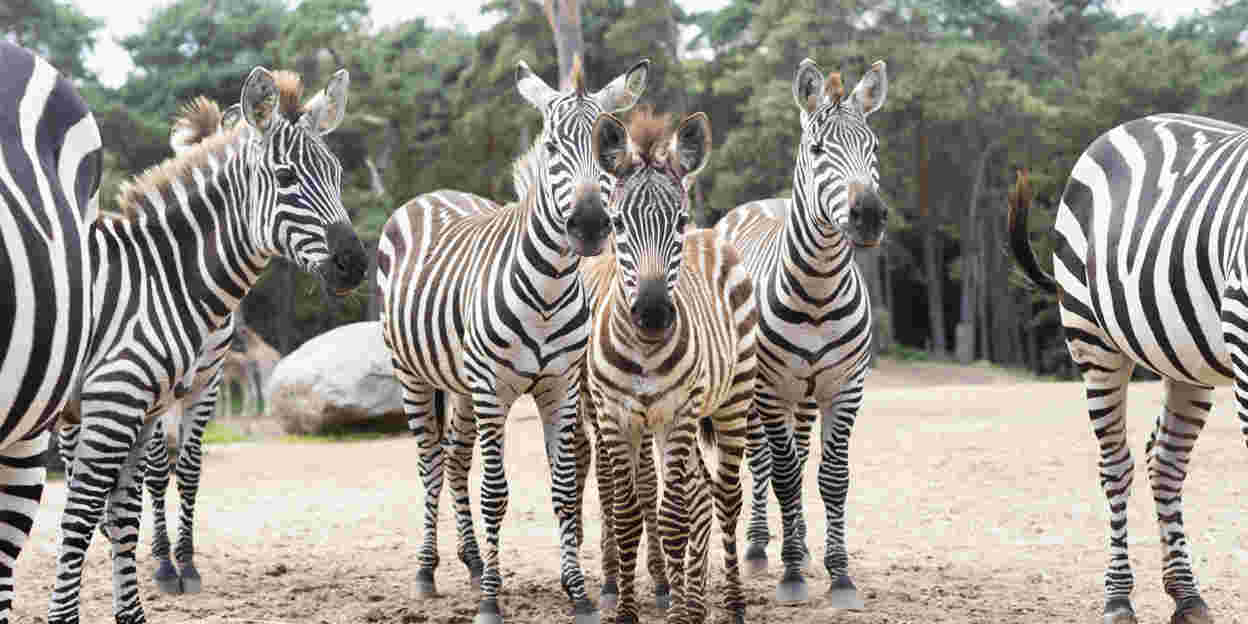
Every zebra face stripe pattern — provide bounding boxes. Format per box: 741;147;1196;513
711;58;889;605
49;71;361;624
0;40;102;624
1007;114;1248;623
584;109;759;623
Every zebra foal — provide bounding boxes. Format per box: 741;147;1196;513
0;41;103;624
49;67;366;624
711;58;889;606
1008;113;1248;624
583;108;756;624
377;58;648;624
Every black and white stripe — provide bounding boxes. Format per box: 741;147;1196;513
48;68;365;624
711;58;889;606
1008;113;1248;624
0;40;102;624
376;59;647;624
581;110;756;624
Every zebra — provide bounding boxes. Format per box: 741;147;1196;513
711;57;889;606
49;66;366;624
582;107;755;624
0;40;103;624
56;95;246;597
1006;112;1248;624
376;57;648;624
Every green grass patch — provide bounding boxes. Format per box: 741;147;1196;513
881;344;932;362
202;421;251;445
279;417;410;443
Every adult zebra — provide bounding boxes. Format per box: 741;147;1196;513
376;58;647;624
1007;113;1248;624
581;108;756;624
0;41;103;624
49;67;366;624
711;58;888;606
57;96;246;597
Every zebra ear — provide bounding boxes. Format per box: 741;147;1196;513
793;58;825;115
241;66;280;134
593;58;650;113
672;113;712;182
592;113;630;176
848;60;887;117
221;103;243;131
516;60;558;110
301;68;350;136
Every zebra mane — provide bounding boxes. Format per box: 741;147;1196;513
510;135;541;202
106;70;310;222
627;106;675;168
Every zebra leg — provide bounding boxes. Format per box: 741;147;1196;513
604;421;643;624
656;438;690;624
534;384;596;623
685;444;715;624
711;408;750;622
573;411;590;551
144;414;179;594
793;400;816;571
754;388;807;603
1146;380;1212;624
0;429;49;624
592;421;620;611
171;375;221;595
58;424;80;480
399;375;444;599
743;402;771;576
105;419;156;624
445;394;483;589
817;377;865;609
637;433;669;610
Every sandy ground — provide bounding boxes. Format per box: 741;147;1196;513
10;360;1247;624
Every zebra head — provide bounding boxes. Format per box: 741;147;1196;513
792;58;889;247
593;108;711;343
238;66;367;296
516;57;650;257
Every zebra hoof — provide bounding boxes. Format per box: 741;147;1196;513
775;568;809;604
154;561;181;595
179;563;202;595
730;608;746;624
1171;596;1213;624
654;583;671;611
599;580;618;611
613;613;639;624
467;559;484;591
1103;598;1137;624
414;568;437;599
572;599;600;624
474;598;504;624
743;544;768;576
825;575;864;610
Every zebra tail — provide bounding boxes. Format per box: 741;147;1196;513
698;415;716;456
432;389;448;438
1006;166;1057;294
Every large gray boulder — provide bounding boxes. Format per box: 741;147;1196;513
264;321;406;434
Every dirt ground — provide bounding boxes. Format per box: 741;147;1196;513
11;359;1247;624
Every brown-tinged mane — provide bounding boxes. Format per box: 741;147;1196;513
171;96;225;149
823;71;845;106
104;70;309;222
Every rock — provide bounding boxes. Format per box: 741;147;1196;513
264;321;407;434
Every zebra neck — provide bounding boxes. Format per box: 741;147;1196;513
778;192;859;303
603;279;682;368
98;155;268;334
507;186;582;308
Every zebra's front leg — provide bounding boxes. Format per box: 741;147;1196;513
58;423;80;479
657;442;689;624
743;404;771;576
170;376;221;595
143;414;179;594
0;429;49;624
711;404;749;623
604;422;644;624
536;385;598;623
817;378;865;609
592;421;620;611
637;433;670;610
446;393;483;589
106;419;157;624
754;389;806;603
793;400;816;571
1146;380;1214;624
399;376;444;599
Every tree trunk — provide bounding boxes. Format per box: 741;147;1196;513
957;138;1004;363
917;110;947;354
543;0;585;91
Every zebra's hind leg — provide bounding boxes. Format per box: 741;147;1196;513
0;429;49;624
743;404;770;577
144;414;180;594
1146;380;1214;624
398;374;444;600
446;394;483;590
171;375;221;595
638;433;670;610
817;375;865;610
793;400;816;571
754;389;806;604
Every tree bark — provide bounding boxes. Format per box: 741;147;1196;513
543;0;585;91
957;137;1005;363
917;109;947;354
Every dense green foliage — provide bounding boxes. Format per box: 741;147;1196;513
13;0;1248;376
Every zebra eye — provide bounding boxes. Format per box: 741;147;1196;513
810;143;823;155
675;213;689;232
545;141;559;157
611;215;625;232
275;167;297;187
